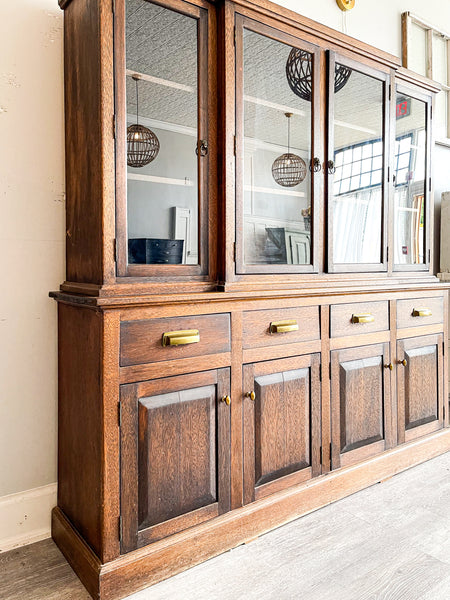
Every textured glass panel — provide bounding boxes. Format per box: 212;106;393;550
394;95;427;265
242;29;312;266
409;24;427;77
126;0;199;266
332;67;384;264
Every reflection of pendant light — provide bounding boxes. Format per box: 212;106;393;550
127;75;160;168
286;49;351;102
272;113;307;188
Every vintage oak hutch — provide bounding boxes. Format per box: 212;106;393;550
52;0;450;598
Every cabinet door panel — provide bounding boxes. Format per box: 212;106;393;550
397;334;444;443
331;343;392;469
120;369;230;553
243;355;321;504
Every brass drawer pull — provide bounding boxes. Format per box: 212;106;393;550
398;359;407;367
269;319;299;334
162;329;200;346
221;395;231;406
412;308;432;317
385;363;393;370
351;313;375;324
246;391;256;401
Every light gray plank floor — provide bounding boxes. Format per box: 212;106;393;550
1;452;450;600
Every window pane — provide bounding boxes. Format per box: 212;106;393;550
394;94;427;265
332;67;384;265
409;23;428;77
242;29;312;266
433;34;448;85
435;90;448;139
125;0;199;266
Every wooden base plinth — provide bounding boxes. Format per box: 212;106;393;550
52;429;450;600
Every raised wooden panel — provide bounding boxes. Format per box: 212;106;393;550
396;296;444;329
331;343;392;469
120;369;231;552
242;306;320;349
330;301;389;338
120;314;231;367
243;354;321;504
397;334;444;444
138;386;216;529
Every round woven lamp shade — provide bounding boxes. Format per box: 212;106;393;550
286;49;351;101
127;124;160;168
272;153;307;188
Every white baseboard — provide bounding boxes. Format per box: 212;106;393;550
0;483;57;553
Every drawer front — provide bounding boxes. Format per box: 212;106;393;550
397;296;444;329
330;300;389;338
242;306;320;349
120;314;231;367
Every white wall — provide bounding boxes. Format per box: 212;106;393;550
1;0;449;550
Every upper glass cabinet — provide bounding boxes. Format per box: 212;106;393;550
328;55;389;272
235;18;320;274
115;0;210;277
393;87;430;269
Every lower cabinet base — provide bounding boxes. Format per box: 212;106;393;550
52;429;450;600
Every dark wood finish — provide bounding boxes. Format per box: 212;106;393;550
330;300;389;338
57;304;104;558
331;342;392;469
62;0;115;286
243;354;321;504
120;313;231;366
120;369;231;552
396;296;444;329
397;334;444;444
242;306;320;349
53;429;450;600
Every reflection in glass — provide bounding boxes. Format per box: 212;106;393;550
332;67;384;264
394;95;427;265
242;29;312;266
126;0;199;265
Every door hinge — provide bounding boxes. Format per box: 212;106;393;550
386;245;389;263
320;445;322;463
443;341;445;356
428;248;431;264
234;26;237;46
113;239;117;263
118;515;123;541
112;0;115;13
429;177;432;192
319;363;322;382
329;362;332;379
113;114;116;139
233;242;236;262
233;135;237;156
118;401;122;427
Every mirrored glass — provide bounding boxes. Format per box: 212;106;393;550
126;0;199;266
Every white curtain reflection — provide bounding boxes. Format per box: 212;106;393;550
333;188;381;263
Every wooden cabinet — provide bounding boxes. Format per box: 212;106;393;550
331;343;393;469
243;355;321;504
53;0;450;598
120;369;231;552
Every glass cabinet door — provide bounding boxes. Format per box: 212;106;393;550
328;54;389;272
235;17;320;274
115;0;210;277
393;87;430;269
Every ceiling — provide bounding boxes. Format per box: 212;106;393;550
125;0;426;154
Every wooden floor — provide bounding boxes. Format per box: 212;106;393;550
2;452;450;600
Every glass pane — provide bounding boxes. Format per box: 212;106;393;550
242;29;312;266
434;90;448;139
332;67;384;264
409;23;428;77
394;94;427;265
126;0;199;265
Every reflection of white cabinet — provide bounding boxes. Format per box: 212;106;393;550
286;230;311;264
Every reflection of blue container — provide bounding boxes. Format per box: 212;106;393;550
128;239;184;264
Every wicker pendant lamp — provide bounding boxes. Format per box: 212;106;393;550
286;49;351;102
127;75;160;168
272;113;307;188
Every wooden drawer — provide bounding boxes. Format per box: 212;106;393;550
330;300;389;338
242;306;320;349
120;314;231;367
397;296;443;329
